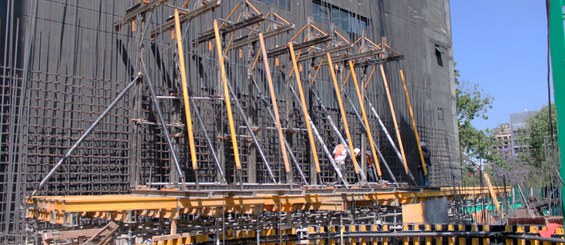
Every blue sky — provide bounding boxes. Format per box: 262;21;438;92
451;1;550;130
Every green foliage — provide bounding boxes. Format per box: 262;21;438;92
456;80;494;127
523;104;557;167
488;105;558;189
456;67;506;186
456;71;501;165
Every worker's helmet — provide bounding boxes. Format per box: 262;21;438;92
420;141;427;147
353;148;360;156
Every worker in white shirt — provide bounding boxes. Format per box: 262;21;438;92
333;139;349;185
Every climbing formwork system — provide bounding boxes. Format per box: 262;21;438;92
0;0;513;243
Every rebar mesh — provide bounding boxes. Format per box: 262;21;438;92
0;0;461;241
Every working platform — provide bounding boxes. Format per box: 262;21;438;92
27;186;507;225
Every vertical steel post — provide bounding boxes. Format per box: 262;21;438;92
343;93;398;186
225;79;277;183
399;68;427;176
213;20;242;174
379;64;411;177
548;0;565;223
305;86;350;186
248;76;308;185
141;61;187;189
191;94;227;183
174;9;200;187
327;53;363;181
348;61;382;177
289;43;321;175
258;33;292;181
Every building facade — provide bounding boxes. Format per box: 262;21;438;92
492;123;512;160
510;111;538;156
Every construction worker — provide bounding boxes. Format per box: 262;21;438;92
419;141;431;187
354;148;377;182
333;139;348;185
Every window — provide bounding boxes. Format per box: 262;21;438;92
435;45;444;67
437;107;444;120
312;2;330;23
312;1;369;39
256;0;290;11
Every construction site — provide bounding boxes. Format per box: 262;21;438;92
1;0;564;244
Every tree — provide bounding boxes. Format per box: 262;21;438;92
455;67;506;186
456;74;500;166
494;105;557;189
523;104;557;167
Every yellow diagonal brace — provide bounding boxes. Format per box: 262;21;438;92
174;9;198;171
258;33;291;175
482;172;501;214
327;53;360;175
348;61;381;176
214;19;241;170
399;68;426;175
289;42;320;173
379;64;409;175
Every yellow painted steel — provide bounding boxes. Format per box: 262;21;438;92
505;225;514;245
382;224;389;245
414;224;421;244
447;225;455;245
289;42;321;173
399;68;426;175
213;19;241;170
174;9;198;171
517;227;526;245
482;172;501;214
379;64;409;175
458;224;466;244
425;225;432;245
326;53;361;175
402;237;409;245
28;187;511;226
35;187;507;210
472;225;480;245
258;33;291;175
483;225;490;245
435;224;442;245
348;61;382;176
531;226;540;245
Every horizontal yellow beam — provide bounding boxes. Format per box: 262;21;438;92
28;187;509;218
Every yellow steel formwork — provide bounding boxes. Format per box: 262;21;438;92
28;186;508;225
